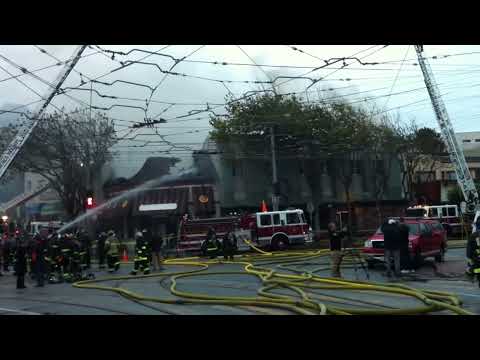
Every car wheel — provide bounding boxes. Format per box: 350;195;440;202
272;235;288;251
434;247;445;263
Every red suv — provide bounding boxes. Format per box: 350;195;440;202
362;219;447;269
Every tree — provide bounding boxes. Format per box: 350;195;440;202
0;108;117;219
392;119;445;203
366;114;400;225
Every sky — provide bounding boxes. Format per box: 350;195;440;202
0;44;480;179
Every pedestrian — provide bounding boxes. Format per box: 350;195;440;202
34;233;48;287
398;218;414;274
105;230;120;273
382;219;401;278
327;222;347;278
97;231;107;269
222;231;237;261
14;236;27;289
151;234;164;271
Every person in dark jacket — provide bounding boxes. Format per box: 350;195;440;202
222;231;237;261
382;219;401;278
34;234;48;287
78;229;91;269
97;231;107;270
151;235;164;271
466;230;480;279
15;236;28;289
398;218;414;273
328;222;347;278
202;228;220;259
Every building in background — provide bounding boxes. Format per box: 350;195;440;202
413;131;480;204
24;172;64;222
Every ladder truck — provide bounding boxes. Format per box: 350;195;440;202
415;45;480;231
0;46;87;214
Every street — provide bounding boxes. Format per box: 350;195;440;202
0;246;478;315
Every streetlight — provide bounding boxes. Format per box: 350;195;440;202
2;215;8;222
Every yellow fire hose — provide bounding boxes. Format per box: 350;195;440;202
72;240;475;315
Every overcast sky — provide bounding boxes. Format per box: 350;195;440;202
1;45;479;179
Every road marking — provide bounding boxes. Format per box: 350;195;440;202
0;307;41;315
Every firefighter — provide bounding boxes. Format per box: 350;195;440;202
97;231;107;269
47;233;63;283
15;236;27;289
141;228;153;266
34;233;48;287
105;230;120;273
466;229;480;285
222;231;237;261
131;231;150;275
78;229;91;269
70;234;83;281
202;228;220;259
61;233;74;282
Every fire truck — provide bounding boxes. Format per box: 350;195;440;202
177;209;313;254
405;205;463;236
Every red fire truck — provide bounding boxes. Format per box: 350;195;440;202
177;209;313;254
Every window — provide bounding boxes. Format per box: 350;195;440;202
428;208;438;217
376;223;419;235
463;139;471;143
406;208;426;217
260;214;272;226
434;223;444;231
447;207;456;217
416;171;435;183
300;213;306;224
286;212;300;224
273;214;280;225
443;171;456;181
475;139;480;143
442;207;448;217
419;223;428;234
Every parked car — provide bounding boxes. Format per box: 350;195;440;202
362;219;447;269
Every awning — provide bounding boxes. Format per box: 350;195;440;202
139;203;178;212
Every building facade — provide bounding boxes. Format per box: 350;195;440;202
413;131;480;204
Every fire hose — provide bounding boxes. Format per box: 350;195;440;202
72;241;474;315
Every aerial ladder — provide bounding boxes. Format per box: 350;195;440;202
0;45;87;181
415;45;480;230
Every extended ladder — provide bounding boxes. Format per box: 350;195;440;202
0;45;87;181
415;45;480;214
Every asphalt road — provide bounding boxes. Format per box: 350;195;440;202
0;247;478;315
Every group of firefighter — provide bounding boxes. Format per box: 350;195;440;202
0;227;124;289
201;228;238;260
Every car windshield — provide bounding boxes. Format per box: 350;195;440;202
375;223;419;235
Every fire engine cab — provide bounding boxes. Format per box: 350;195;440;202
243;209;313;250
405;205;462;236
177;209;313;254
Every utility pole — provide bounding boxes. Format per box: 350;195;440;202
270;125;279;211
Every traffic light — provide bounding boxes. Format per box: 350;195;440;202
86;190;95;209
